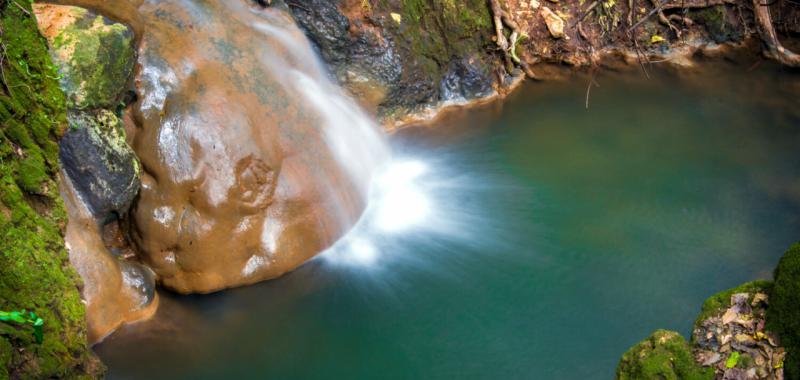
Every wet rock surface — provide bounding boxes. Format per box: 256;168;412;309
287;0;500;124
61;172;158;343
693;290;785;380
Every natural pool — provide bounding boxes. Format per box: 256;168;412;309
96;59;800;379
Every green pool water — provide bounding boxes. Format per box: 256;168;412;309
96;59;800;379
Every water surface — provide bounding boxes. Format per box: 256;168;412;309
97;59;800;379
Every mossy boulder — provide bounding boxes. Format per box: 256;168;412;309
60;110;141;220
616;330;714;380
0;0;102;378
768;242;800;380
34;4;135;110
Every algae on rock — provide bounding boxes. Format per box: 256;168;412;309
0;0;103;377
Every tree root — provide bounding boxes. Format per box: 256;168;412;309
650;0;682;37
490;0;538;79
751;0;800;66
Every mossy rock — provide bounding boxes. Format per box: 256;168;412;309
768;242;800;380
693;280;773;330
34;4;135;110
60;109;141;220
0;0;103;377
616;330;714;380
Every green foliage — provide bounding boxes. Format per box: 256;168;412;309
767;242;800;380
0;311;44;344
0;0;103;377
616;330;714;380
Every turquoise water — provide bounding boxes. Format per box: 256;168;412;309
97;60;800;379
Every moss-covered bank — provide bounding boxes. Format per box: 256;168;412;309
0;0;102;378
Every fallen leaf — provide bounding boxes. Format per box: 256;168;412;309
390;12;401;24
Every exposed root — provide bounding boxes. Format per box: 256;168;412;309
650;0;682;37
630;0;735;31
752;0;800;66
490;0;538;79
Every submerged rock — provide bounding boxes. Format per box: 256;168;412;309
59;110;141;220
33;4;135;109
616;329;713;380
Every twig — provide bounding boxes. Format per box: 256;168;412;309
576;1;599;25
11;0;30;15
585;69;598;109
286;2;310;12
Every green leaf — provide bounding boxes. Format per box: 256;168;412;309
726;352;740;368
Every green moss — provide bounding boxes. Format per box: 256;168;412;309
0;0;103;378
47;8;135;109
0;338;10;380
616;330;714;380
767;243;800;380
693;280;773;329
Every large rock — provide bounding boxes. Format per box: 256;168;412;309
116;1;383;293
59;110;141;220
34;4;135;109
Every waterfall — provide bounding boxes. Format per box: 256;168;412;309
114;0;395;293
249;13;391;196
